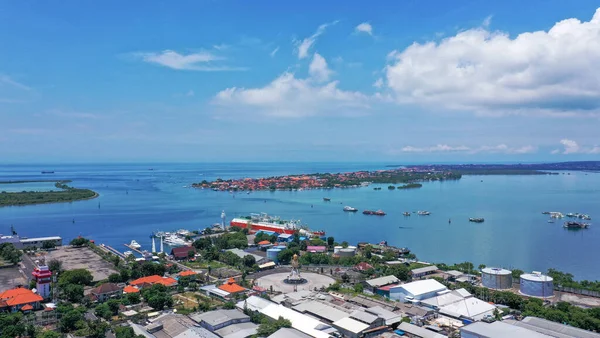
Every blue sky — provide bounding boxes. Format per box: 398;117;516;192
1;0;600;163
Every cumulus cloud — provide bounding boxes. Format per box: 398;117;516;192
385;8;600;116
373;78;384;88
309;53;333;82
552;139;600;154
212;72;369;118
397;144;536;154
136;50;245;71
355;22;373;35
296;21;338;59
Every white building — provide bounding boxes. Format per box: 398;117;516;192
420;288;496;321
260;303;337;338
389;279;447;302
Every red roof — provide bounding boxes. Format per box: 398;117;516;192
123;286;140;293
0;287;43;307
21;304;33;311
179;270;197;277
171;246;196;258
257;240;271;245
130;275;177;287
355;262;374;271
377;284;400;291
218;278;246;293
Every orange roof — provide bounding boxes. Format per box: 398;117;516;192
123;286;140;294
257;240;271;245
130;275;176;287
21;304;33;311
179;270;197;277
218;277;246;293
0;287;43;306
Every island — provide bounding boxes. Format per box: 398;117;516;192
0;180;98;206
192;169;461;191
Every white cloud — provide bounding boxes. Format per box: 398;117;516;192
136;50;245;71
554;139;600;154
396;144;536;154
308;53;332;82
212;44;229;50
296;21;338;59
355;22;373;35
0;75;30;91
270;46;280;57
482;15;493;28
373;78;384;88
385;8;600;116
212;72;369;118
48;109;100;120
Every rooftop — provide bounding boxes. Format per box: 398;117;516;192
391;279;447;296
411;265;439;275
227;248;263;262
260;303;336;338
91;283;121;295
461;321;551;338
268;328;313;338
214;322;258;338
365;306;402;326
236;295;274;312
506;317;600;338
397;322;446;338
20;236;62;242
332;317;369;334
123;285;140;293
130;275;177;287
0;287;43;307
365;275;400;287
292;300;350;323
218;278;246;293
444;270;464;277
179;270;197;277
350;310;379;324
190;309;249;327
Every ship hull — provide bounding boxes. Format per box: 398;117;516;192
230;219;324;236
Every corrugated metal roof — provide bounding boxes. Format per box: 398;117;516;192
332;317;369;334
292;300;349;322
411;265;439;275
236;295;274;312
517;317;600;338
260;303;335;338
397;322;446;338
391;279;446;297
268;328;313;338
365;275;400;287
461;321;551;338
189;309;249;327
350;310;378;324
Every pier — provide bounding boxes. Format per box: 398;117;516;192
98;244;125;260
124;244;143;255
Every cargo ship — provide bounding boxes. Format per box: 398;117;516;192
230;213;325;236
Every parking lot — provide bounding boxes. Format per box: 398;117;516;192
43;246;118;282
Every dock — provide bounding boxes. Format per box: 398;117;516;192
98;244;125;260
124;244;143;255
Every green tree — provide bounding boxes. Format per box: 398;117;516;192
0;243;22;265
106;299;121;315
95;303;112;320
341;241;349;248
353;283;364;293
256;317;292;337
48;259;62;273
58;269;93;286
363;245;372;259
223;301;235;309
69;237;89;247
114;326;145;338
188;250;195;259
327;237;334;247
108;273;122;283
59;310;84;332
512;269;524;280
42;241;56;250
243;254;256;267
125;292;141;305
478;264;486;271
38;331;62;338
63;284;84;303
142;284;173;310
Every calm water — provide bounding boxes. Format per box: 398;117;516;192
1;163;599;281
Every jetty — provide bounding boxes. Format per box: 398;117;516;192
124;243;143;255
103;245;126;259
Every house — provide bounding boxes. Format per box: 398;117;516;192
123;285;140;294
0;287;44;312
170;246;196;260
362;275;400;294
179;270;198;279
389;279;447;302
277;233;293;243
218;278;246;295
190;309;251;331
354;262;374;272
129;275;177;288
411;266;439;279
89;283;122;302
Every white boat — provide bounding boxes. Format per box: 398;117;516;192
343;206;358;212
163;234;188;247
123;251;133;257
129;240;141;249
417;211;431;215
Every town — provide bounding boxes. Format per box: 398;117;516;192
2;223;600;338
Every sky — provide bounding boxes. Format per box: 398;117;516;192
1;0;600;163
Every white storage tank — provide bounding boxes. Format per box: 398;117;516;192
481;267;513;290
520;272;554;298
334;246;343;254
337;248;356;257
347;245;357;253
267;248;281;263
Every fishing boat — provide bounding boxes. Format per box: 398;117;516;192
323;197;331;202
417;211;431;215
343;206;358;212
578;214;592;220
363;210;385;216
564;221;590;229
566;213;578;218
403;212;411;216
230;212;325;236
129;240;141;249
547;220;555;223
469;218;485;223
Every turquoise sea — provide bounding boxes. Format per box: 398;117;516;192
1;163;599;280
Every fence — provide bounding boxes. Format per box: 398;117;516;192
556;286;600;298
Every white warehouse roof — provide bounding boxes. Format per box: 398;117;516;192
365;275;400;287
391;279;447;297
260;303;335;338
332;317;369;334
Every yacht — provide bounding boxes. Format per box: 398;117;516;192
163;234;188;247
343;206;358;212
129;240;141;249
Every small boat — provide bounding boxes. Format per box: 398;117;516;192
564;221;590;229
578;214;592;220
542;211;551;215
41;171;54;174
547;220;555;223
363;210;374;215
566;213;577;218
374;210;386;216
123;251;133;257
403;212;411;217
323;197;331;202
417;211;431;215
129;240;141;249
343;206;358;212
469;218;485;223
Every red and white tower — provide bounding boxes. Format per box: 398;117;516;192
32;265;52;299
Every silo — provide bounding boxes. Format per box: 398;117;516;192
481;267;513;290
520;272;554;298
338;248;356;257
334;246;343;254
267;248;282;263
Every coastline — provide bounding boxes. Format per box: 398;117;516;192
0;180;99;207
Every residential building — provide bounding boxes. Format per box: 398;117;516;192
364;306;402;326
123;285;140;294
200;284;231;300
411;266;439;279
0;287;44;312
218;278;246;295
20;236;63;248
171;246;196;260
292;300;349;323
363;275;401;294
89;283;122;302
332;317;369;338
179;270;198;279
389;279;447;302
190;309;251;331
355;262;374;272
144;313;219;338
129;275;177;288
277;233;293;242
306;246;327;253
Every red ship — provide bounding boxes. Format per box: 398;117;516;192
230;213;325;237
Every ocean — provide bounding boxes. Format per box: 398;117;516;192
1;162;599;281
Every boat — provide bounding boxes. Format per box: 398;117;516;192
550;212;564;219
363;210;385;216
129;240;141;249
41;171;54;174
343;206;358;212
541;211;551;215
578;214;592;220
547;220;555;223
469;218;485;223
564;221;590;229
123;251;133;257
323;197;331;202
403;212;411;216
162;234;188;247
417;211;431;215
566;213;578;218
230;213;325;236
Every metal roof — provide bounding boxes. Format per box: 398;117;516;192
397;322;446;338
509;317;600;338
482;267;512;275
260;303;335;338
444;270;464;277
461;321;551;338
390;279;447;297
189;310;248;327
227;248;263;262
21;236;62;242
411;265;439;274
236;295;274;312
350;310;379;324
268;328;313;338
520;273;553;282
365;275;400;287
292;300;349;323
365;306;402;325
332;317;369;334
214;322;258;338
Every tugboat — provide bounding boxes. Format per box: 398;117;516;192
564;221;590;229
343;206;358;212
469;218;485;223
403;212;411;216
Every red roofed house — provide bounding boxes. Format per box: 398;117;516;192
123;285;140;294
257;240;271;246
218;278;246;295
170;246;196;260
130;275;177;288
354;262;374;272
89;283;122;302
0;287;44;312
179;270;197;279
306;245;327;253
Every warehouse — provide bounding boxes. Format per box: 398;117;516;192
389;279;447;302
460;321;550;338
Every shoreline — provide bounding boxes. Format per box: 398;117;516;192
0;191;99;208
0;180;99;207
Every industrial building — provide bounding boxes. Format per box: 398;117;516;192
389;279;447;302
397;322;447;338
411;265;439;279
363;275;401;294
0;235;62;249
505;316;600;338
420;288;496;321
519;272;554;298
481;268;513;290
460;321;551;338
189;309;251;331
